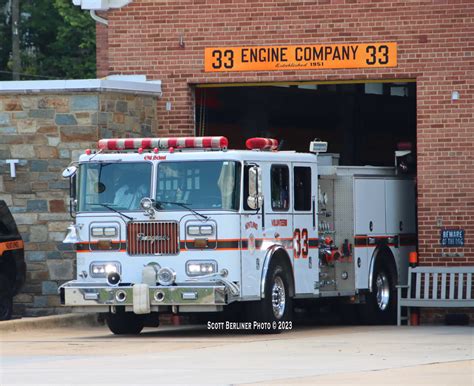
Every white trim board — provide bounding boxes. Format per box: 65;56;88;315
0;77;162;97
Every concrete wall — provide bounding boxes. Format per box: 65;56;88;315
0;92;158;316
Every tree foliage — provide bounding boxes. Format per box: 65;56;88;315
0;0;96;80
0;1;12;78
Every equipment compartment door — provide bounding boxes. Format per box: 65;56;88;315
354;178;386;235
385;179;416;235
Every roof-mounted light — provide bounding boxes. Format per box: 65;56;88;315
97;136;229;151
309;140;328;153
245;137;279;151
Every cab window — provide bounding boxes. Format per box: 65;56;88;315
294;166;312;211
156;161;240;210
271;165;289;211
243;165;252;210
78;162;152;212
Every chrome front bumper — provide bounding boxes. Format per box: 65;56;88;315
60;281;228;308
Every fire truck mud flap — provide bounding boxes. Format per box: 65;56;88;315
60;281;228;308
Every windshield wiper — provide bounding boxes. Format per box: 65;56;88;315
155;201;208;221
87;202;134;221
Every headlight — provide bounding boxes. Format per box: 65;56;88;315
91;227;104;237
104;227;117;237
91;226;117;237
90;262;121;278
200;226;213;235
187;226;200;236
186;260;217;276
186;224;214;236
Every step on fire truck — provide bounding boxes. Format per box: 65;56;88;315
60;136;416;334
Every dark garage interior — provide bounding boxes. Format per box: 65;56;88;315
195;81;416;167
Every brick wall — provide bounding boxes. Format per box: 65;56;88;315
101;0;474;266
96;12;109;78
0;92;158;316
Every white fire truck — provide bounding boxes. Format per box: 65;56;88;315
60;136;416;334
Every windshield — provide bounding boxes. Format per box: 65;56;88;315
78;162;152;212
156;161;240;210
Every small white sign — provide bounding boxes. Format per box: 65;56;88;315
6;159;19;178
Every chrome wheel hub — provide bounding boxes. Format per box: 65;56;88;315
375;272;390;311
272;276;286;319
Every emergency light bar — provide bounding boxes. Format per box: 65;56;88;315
246;137;279;151
97;136;228;151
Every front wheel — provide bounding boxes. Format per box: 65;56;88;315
106;311;145;335
247;263;293;333
359;263;397;325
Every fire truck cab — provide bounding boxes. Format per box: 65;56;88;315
60;136;416;334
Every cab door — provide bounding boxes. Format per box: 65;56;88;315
265;163;294;290
292;163;318;295
240;162;266;299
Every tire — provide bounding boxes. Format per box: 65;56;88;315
359;263;397;325
0;274;13;321
106;311;145;335
247;263;293;333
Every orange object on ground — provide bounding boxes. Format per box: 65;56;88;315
410;309;420;326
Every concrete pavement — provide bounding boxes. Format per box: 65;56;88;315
252;361;473;385
0;321;472;385
0;313;100;332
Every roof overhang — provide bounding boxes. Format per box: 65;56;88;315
0;75;162;97
71;0;132;11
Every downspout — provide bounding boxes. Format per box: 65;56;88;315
90;10;108;26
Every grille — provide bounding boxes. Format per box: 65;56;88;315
127;221;179;255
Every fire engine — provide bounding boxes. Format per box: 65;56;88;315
60;136;416;334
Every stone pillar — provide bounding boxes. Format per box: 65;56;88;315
0;90;159;317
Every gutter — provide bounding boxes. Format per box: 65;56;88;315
71;0;133;25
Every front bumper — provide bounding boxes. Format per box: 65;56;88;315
60;281;229;308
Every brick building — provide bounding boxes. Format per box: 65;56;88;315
92;0;473;268
2;0;471;320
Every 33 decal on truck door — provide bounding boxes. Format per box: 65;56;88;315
293;228;309;259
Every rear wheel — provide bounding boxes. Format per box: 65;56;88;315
359;263;397;325
247;263;293;333
375;269;391;313
106;311;145;335
0;274;13;321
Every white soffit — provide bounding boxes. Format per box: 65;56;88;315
0;76;162;97
72;0;132;11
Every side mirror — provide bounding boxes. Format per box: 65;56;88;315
62;165;77;218
62;165;77;178
247;165;263;210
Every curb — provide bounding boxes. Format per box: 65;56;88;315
0;313;101;333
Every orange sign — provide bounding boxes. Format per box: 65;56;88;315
204;43;397;72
